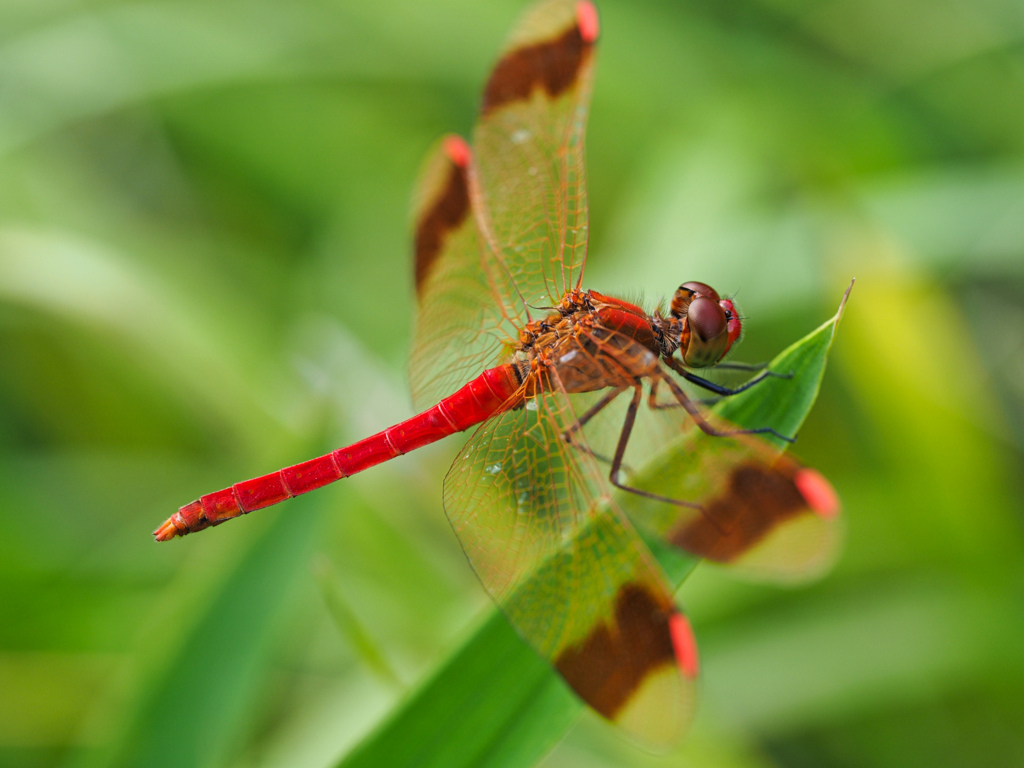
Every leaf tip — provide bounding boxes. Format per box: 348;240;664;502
834;278;855;325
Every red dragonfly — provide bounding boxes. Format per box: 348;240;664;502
155;0;840;745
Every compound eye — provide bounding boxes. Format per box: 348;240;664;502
688;297;727;342
683;297;729;367
671;280;723;318
680;281;720;302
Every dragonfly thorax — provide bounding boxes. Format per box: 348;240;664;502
511;284;740;396
513;290;660;395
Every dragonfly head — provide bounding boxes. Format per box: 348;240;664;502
670;281;742;367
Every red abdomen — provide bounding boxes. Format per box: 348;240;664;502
155;365;521;540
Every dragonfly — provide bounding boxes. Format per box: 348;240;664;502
155;0;841;746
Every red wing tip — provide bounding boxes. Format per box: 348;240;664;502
668;613;699;679
442;135;471;168
794;468;841;519
575;1;600;43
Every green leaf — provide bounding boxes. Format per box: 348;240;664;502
713;280;852;446
336;284;850;768
339;610;579;768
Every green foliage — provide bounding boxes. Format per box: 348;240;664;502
2;2;1023;768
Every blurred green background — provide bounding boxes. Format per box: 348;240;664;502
2;0;1023;766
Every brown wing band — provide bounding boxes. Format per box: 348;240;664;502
482;23;594;116
554;583;676;719
671;462;807;562
414;158;470;296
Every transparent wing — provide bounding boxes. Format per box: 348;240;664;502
470;0;598;316
410;0;599;407
409;136;519;410
444;379;696;747
655;441;842;584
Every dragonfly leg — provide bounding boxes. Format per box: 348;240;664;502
714;360;775;372
656;372;796;444
562;386;628;466
713;360;767;371
602;384;716;518
663;355;790;396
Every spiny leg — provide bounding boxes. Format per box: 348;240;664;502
714;361;770;372
652;373;796;444
561;385;628;466
663;355;791;397
599;384;725;521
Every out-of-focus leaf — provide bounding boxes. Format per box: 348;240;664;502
856;167;1024;272
0;227;281;445
78;503;320;768
313;555;403;690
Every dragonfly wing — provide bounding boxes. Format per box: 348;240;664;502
629;423;842;583
444;383;696;746
568;329;843;584
470;0;598;314
411;1;599;406
410;136;519;410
